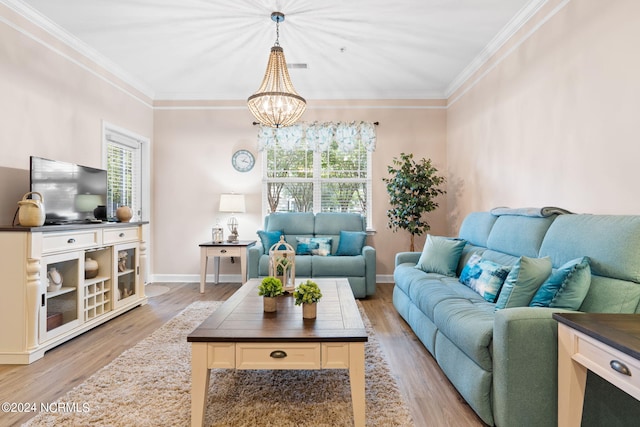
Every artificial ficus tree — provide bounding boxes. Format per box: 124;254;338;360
383;153;446;251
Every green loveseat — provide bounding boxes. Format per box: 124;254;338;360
393;210;640;426
248;212;376;298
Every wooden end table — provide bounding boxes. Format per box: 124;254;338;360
198;240;255;293
187;278;368;426
553;313;640;426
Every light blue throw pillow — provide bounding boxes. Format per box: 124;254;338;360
335;231;367;256
257;230;283;254
295;237;332;256
460;254;511;303
495;256;552;310
415;235;466;277
530;256;591;309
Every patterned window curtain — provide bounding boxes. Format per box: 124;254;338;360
257;121;376;152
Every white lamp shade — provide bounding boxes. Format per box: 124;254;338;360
219;194;246;213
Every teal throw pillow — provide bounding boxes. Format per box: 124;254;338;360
415;235;466;277
495;256;552;310
460;255;511;303
335;231;367;256
257;230;284;254
530;257;591;309
295;237;333;256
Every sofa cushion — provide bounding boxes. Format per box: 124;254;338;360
266;212;315;235
415;235;466;277
495;256;552;310
486;215;556;258
336;231;367;256
314;212;365;234
529;257;590;308
295;237;332;256
257;230;283;254
312;254;365;277
460;254;511;303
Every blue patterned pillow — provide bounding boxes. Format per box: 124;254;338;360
257;230;283;254
295;237;333;256
460;254;511;303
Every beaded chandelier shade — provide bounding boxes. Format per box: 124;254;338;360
247;12;306;129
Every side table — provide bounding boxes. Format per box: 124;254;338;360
553;312;640;426
199;240;256;293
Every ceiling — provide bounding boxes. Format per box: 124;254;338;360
19;0;536;101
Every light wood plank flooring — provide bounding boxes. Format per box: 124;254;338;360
0;282;485;426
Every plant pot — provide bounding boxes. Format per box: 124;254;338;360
302;302;317;319
263;296;277;313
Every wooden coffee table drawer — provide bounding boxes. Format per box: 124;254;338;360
236;343;321;370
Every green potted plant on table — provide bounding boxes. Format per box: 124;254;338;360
293;280;323;319
258;276;284;313
383;152;446;251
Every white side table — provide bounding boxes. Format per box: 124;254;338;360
199;240;256;293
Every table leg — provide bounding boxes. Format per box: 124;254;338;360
191;343;210;427
199;248;207;294
557;324;587;427
214;256;220;284
349;342;366;427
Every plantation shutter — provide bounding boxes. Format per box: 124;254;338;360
105;131;141;220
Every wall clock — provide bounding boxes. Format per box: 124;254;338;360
232;149;255;172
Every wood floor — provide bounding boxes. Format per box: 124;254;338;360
0;282;485;426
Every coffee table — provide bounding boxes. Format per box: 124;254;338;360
187;278;368;426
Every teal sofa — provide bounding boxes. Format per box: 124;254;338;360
248;212;376;298
393;211;640;426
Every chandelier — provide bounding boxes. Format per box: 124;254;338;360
247;12;306;129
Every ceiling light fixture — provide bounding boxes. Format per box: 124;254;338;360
247;12;306;129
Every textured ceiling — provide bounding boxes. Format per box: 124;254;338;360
19;0;534;100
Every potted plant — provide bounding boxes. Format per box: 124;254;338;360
258;276;284;312
293;280;323;319
383;152;446;251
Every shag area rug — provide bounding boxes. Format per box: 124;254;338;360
24;301;414;426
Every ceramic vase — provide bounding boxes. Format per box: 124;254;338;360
47;267;63;292
85;257;99;279
302;302;317;319
17;192;45;227
116;206;133;222
263;296;277;313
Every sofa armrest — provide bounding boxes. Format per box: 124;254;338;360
248;245;263;279
395;251;421;267
492;307;575;427
362;245;376;295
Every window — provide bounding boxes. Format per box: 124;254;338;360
102;123;149;221
260;122;376;229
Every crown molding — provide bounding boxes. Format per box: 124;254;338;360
2;0;155;101
445;0;551;99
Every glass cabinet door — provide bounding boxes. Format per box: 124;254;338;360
114;242;139;308
40;251;82;342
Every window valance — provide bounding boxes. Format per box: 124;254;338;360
257;121;376;153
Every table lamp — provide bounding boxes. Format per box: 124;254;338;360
219;194;245;243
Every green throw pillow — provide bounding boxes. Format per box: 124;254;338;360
415;235;466;277
530;257;591;309
495;256;552;310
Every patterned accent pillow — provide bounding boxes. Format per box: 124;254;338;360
295;237;333;256
459;254;511;303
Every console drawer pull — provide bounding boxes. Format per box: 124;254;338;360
610;360;631;376
67;238;76;244
119;232;125;238
221;249;227;254
270;350;287;359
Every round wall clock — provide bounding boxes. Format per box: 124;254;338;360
232;149;255;172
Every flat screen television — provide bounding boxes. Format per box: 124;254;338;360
30;156;108;225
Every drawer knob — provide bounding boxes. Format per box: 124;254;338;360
67;238;76;244
119;233;125;238
221;249;227;253
270;350;287;359
610;360;632;376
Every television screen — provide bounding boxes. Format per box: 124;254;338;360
30;156;108;224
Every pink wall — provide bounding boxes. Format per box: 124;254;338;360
152;100;447;278
446;0;640;231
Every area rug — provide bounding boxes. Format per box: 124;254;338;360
24;301;414;427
